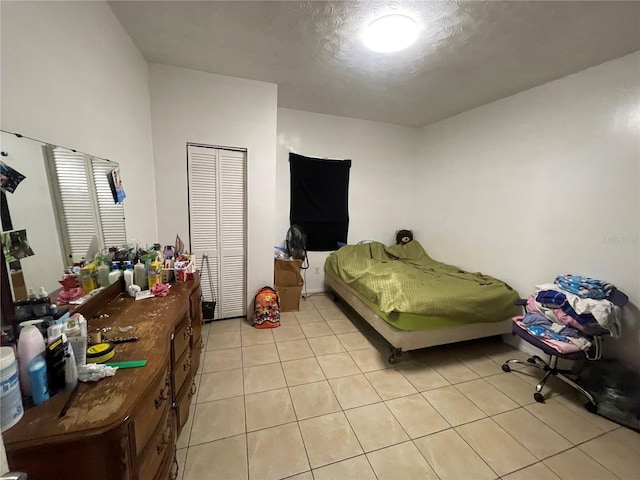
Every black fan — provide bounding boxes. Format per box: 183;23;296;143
286;224;308;269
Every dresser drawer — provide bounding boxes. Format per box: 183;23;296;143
172;346;192;397
172;313;191;365
133;366;171;456
138;408;174;480
175;377;197;435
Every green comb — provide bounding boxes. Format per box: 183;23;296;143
106;360;148;369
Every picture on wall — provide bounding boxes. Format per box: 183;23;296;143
1;229;35;261
0;160;26;194
108;167;127;204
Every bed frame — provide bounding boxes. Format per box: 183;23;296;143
325;271;513;363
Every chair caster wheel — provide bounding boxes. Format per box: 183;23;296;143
388;355;396;364
585;401;597;414
501;364;511;373
534;392;545;403
527;357;537;364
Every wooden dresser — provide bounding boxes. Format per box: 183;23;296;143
3;276;203;480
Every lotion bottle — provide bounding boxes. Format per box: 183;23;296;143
123;262;134;290
134;260;147;289
108;262;122;285
97;260;110;287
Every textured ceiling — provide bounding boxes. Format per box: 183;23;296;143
109;1;640;127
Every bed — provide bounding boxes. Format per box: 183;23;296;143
324;241;520;362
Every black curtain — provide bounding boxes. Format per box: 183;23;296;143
289;153;351;251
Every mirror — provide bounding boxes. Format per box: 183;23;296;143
0;131;127;301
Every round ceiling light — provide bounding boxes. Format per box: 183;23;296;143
363;14;419;53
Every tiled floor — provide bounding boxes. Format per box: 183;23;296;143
177;294;640;480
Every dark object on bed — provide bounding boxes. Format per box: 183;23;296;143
395;229;413;245
502;289;628;412
289;153;351;251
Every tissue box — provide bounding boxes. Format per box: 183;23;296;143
175;259;195;282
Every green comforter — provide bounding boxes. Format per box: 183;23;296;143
325;241;519;324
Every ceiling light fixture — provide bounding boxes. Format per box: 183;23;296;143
363;14;419;53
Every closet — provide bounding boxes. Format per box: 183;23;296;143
187;144;246;319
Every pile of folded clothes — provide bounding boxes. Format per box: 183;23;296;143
513;275;621;354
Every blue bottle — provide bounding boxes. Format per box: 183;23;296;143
28;355;50;405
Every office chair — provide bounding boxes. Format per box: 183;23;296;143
502;289;628;412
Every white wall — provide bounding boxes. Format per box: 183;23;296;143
148;64;277;310
0;0;157;245
415;53;640;369
276;108;420;292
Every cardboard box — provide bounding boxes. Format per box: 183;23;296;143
278;286;302;312
274;259;303;287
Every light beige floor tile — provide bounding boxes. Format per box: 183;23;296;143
290;380;341;420
298;298;318;311
502;462;561;480
385;393;449;439
175;447;187;480
456;378;519;415
318;308;350;322
366;441;439;480
486;347;532;368
348;347;392;373
422;386;486;426
608;427;640;452
276;338;315;361
197;368;244;403
337;331;375;351
286;472;313;480
300;321;333;338
295;310;325;323
579;430;640;479
345;402;409;452
525;398;604;444
184;434;248;480
485;372;538;406
248;423;309;480
207;331;241;351
208;319;241;333
398;361;450;391
243;363;287;394
309;295;335;309
307;335;346;355
327;318;360;334
201;347;242;373
456;418;537;476
282;357;326;386
280;311;298;323
245;387;296;431
242;343;280;367
456;353;505;377
543;448;618;480
329;373;382;410
317;352;361;379
241;327;274;346
553;394;619;432
189;396;245;445
428;356;480;384
414;428;496;480
273;324;306;342
365;369;418;400
312;454;376;480
493;408;572;460
299;412;363;468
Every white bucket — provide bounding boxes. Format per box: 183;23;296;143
0;346;24;432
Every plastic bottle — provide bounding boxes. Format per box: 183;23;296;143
97;261;111;287
108;262;122;285
124;262;134;290
0;346;24;431
37;287;48;299
27;289;36;300
65;348;78;391
17;325;46;397
28;355;49;405
148;260;162;290
134;261;147;290
79;263;97;294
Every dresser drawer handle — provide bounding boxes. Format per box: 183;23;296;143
183;326;194;339
189;380;197;398
170;455;179;480
156;421;172;454
154;376;171;409
200;338;204;349
183;354;192;371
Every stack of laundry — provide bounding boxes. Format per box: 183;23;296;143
514;275;621;354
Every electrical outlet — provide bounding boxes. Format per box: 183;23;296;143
314;266;320;274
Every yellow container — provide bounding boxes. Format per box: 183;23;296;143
79;263;97;294
147;260;162;289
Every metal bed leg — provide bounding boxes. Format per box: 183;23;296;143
388;347;402;364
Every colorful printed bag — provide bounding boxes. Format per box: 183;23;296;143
253;286;280;329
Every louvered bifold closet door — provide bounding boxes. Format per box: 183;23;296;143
187;146;220;317
219;150;246;319
90;158;127;248
48;147;100;263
